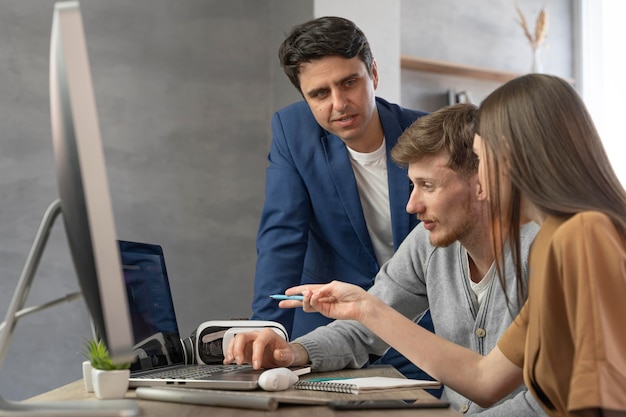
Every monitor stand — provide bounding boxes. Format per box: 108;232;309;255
0;199;140;417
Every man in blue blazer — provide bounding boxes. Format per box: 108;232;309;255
251;16;431;379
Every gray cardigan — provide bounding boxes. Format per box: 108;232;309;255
294;222;546;416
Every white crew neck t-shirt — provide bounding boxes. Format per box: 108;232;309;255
346;138;393;265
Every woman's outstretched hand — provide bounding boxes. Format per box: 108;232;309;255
286;281;373;322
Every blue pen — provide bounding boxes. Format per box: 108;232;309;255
269;294;304;301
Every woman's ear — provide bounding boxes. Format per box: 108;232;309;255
475;179;487;201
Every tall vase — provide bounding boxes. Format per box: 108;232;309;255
531;47;543;73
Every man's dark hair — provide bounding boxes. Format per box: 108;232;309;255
278;16;374;92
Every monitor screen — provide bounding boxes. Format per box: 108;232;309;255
49;1;135;364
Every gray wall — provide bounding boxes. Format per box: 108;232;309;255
0;0;573;401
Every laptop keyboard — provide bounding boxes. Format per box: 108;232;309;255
139;364;254;380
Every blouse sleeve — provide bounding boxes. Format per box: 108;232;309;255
497;302;528;369
558;213;626;412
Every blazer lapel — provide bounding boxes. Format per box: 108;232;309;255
378;103;414;250
321;133;378;265
386;140;411;249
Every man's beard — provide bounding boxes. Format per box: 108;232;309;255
429;219;473;248
427;199;474;248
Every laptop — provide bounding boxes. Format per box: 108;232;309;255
118;240;310;390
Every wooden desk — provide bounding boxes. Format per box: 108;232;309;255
28;367;462;416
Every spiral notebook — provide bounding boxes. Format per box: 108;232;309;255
294;376;441;394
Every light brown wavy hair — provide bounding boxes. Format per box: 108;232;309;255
391;103;478;178
476;73;626;303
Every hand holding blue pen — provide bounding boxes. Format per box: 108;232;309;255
269;294;304;301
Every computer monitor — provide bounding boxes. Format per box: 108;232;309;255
0;2;140;414
49;0;135;365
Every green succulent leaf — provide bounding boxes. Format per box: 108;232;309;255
82;338;131;370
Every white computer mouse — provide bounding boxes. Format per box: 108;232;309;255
258;367;299;391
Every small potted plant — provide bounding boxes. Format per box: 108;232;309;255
83;338;132;399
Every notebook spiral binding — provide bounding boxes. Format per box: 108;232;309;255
293;380;358;394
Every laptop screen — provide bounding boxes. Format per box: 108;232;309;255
118;240;185;372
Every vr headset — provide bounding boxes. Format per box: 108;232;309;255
181;320;288;365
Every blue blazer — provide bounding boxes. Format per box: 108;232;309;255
251;97;426;339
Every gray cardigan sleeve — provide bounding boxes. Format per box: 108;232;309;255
293;225;432;371
472;390;546;416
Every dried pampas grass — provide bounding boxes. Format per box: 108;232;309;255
516;4;548;49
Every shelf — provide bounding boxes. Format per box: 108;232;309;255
400;55;521;83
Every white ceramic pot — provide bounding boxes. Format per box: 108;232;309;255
91;368;130;400
82;360;94;392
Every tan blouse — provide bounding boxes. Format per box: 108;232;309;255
498;212;626;416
